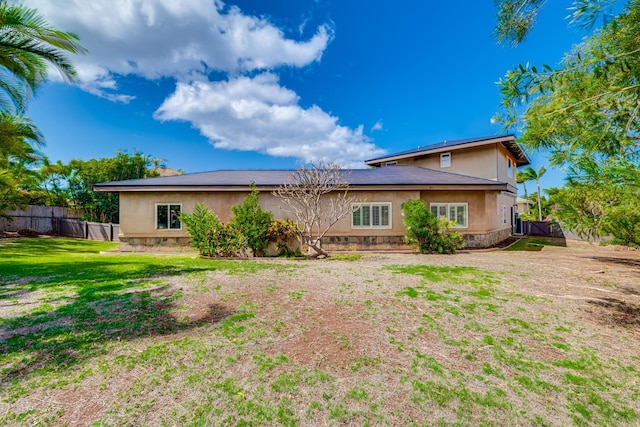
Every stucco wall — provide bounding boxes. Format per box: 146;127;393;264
119;190;421;239
496;144;517;186
387;145;498;180
421;190;488;233
383;143;518;188
118;188;513;250
496;191;517;231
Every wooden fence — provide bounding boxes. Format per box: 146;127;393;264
1;205;119;242
58;219;119;242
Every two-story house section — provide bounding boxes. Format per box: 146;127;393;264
95;135;531;252
365;134;531;246
365;135;529;183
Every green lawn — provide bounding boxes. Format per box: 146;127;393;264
505;237;567;251
0;238;638;426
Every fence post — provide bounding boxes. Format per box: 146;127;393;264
110;223;114;242
84;221;88;240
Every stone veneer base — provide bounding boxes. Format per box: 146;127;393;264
119;229;512;252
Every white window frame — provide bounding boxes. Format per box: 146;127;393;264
502;205;507;225
440;152;451;168
352;202;392;229
385;161;398;166
429;202;468;228
507;157;513;178
155;203;182;230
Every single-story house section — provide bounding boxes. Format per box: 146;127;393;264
94;134;530;252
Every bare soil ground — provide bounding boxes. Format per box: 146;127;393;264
2;239;639;426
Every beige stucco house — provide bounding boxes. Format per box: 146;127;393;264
94;135;530;251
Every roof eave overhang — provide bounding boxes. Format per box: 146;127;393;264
95;183;511;193
349;184;510;191
365;135;530;166
93;185;283;192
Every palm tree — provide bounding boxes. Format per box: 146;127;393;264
516;169;532;199
0;3;85;215
0;1;87;113
521;165;547;221
0;112;43;214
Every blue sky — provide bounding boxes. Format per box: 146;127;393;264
26;0;587;191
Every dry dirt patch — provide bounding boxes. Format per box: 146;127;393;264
2;240;639;426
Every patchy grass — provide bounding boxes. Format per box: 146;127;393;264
328;253;364;261
385;264;501;286
505;237;567;251
0;238;638;426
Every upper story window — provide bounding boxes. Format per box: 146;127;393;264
156;203;182;230
507;158;513;178
385;161;398;166
430;203;468;228
440;152;451;168
352;203;392;229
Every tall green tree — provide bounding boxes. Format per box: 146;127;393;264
516;168;536;199
0;112;43;216
68;152;161;223
494;0;640;243
494;0;639;169
520;165;546;221
0;2;85;216
0;1;86;113
21;157;71;207
547;163;640;246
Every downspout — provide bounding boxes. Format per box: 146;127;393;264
496;144;499;180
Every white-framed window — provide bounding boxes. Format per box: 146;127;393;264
386;161;398;166
502;205;507;224
507;157;513;178
352;203;392;229
440;152;451;168
430;203;468;228
156;203;182;230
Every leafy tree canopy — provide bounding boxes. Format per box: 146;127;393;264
0;112;43;216
0;1;86;113
494;0;640;244
67;151;161;223
494;0;639;174
0;2;85;217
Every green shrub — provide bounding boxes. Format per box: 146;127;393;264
216;222;249;257
231;183;273;257
180;203;221;257
401;199;464;254
180;203;248;257
266;219;302;256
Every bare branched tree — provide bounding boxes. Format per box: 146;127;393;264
273;162;358;257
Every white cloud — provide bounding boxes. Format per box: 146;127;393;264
31;0;385;166
31;0;331;98
155;74;386;166
371;120;383;132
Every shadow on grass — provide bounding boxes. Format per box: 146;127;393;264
504;237;567;251
0;237;117;256
0;283;235;389
587;297;640;327
0;238;247;393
